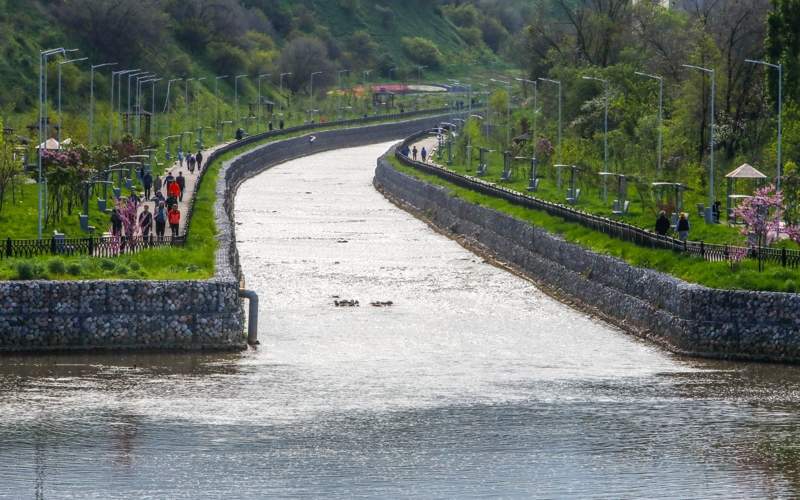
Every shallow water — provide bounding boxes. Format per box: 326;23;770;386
2;142;800;498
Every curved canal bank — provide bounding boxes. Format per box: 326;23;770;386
0;114;458;353
4;143;800;498
374;143;800;364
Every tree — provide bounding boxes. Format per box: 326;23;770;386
0;119;23;213
277;36;334;93
55;0;167;64
401;37;443;68
734;184;783;270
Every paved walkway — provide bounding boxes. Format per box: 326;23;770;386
407;135;440;164
108;141;233;237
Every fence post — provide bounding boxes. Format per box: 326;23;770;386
50;237;56;255
88;236;94;256
5;237;10;258
782;247;787;267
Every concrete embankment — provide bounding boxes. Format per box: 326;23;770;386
374;148;800;364
0;114;458;353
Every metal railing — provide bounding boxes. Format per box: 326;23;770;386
1;235;184;259
395;130;800;269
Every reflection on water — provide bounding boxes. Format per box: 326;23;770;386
2;142;800;498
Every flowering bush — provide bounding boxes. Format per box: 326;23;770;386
733;185;784;247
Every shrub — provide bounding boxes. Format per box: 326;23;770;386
208;42;248;76
459;27;483;48
15;262;34;280
47;259;66;275
66;263;82;276
99;259;116;271
401;37;443;68
129;262;141;271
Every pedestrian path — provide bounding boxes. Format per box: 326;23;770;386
108;141;233;237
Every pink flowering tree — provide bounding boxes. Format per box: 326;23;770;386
734;185;784;271
116;198;140;239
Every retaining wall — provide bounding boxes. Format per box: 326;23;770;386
374;150;800;363
0;114;456;353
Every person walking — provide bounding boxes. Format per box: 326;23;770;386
196;150;204;171
187;153;196;174
177;149;184;168
154;201;167;241
279;118;284;130
176;171;186;201
421;146;428;163
139;204;153;241
154;174;162;197
412;146;418;161
143;171;153;200
110;208;122;237
677;213;690;241
168;175;181;203
655;210;670;236
164;171;175;193
168;205;181;238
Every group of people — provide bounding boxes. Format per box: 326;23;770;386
655;211;690;241
399;144;428;163
110;149;206;240
176;149;204;174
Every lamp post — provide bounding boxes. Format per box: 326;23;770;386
280;72;292;113
89;62;116;148
309;71;323;121
538;78;562;164
126;71;149;133
515;78;538;148
194;77;207;136
415;65;427;111
467;114;483;170
57;56;87;143
214;75;229;137
136;74;157;138
257;73;270;132
163;78;182;138
683;63;716;223
746;59;783;189
490;78;512;149
582;75;609;173
337;69;350;119
634;71;664;176
234;74;248;128
110;69;139;144
144;78;162;142
363;69;372;112
38;47;71;240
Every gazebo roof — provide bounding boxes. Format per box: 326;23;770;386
725;163;767;179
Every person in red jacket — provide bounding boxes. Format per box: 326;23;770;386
168;178;181;200
168;206;181;238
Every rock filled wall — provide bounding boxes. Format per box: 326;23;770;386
374;151;800;364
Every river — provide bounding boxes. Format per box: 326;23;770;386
2;142;800;498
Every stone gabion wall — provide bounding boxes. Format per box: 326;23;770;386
0;114;457;353
375;152;800;363
0;279;243;351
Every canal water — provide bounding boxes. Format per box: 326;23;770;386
2;142;800;498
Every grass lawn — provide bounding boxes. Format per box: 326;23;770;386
388;155;800;292
441;149;759;246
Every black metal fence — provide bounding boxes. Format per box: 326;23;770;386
2;235;185;259
396;130;800;269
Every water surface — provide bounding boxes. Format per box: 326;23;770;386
2;142;800;498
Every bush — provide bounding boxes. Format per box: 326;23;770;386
401;37;443;68
459;27;483;47
99;259;116;271
15;262;35;280
47;259;66;275
129;262;141;271
208;41;248;76
66;263;82;276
